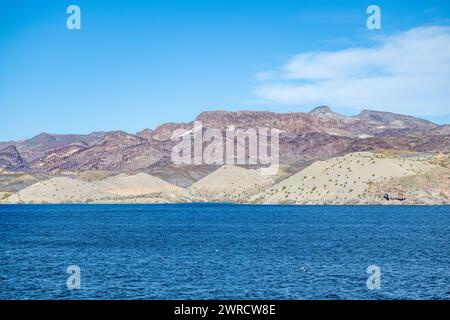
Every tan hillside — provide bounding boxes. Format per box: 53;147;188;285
3;177;112;203
97;172;184;197
2;152;449;205
77;170;114;181
0;173;48;192
189;165;275;201
0;192;12;200
3;173;190;204
252;152;441;204
368;166;450;205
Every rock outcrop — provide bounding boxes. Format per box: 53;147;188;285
0;145;29;172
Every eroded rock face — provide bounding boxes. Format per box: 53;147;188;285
136;129;154;140
0;132;107;162
151;123;191;141
194;108;438;137
0;145;29;172
356;110;436;130
368;166;450;205
30;133;164;173
383;192;406;201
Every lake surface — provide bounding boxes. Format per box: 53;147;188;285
0;204;448;300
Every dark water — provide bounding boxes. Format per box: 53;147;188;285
0;204;448;300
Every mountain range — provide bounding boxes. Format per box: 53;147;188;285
1;106;449;175
1;106;449;205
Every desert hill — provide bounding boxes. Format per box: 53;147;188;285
3;172;190;204
251;152;446;204
4;177;111;203
1;106;450;205
1;152;449;204
188;165;276;202
97;172;184;197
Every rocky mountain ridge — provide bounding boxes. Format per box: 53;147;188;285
1;107;449;175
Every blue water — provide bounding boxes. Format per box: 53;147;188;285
0;204;448;300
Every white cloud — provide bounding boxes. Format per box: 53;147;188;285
255;26;450;116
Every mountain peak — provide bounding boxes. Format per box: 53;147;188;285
356;109;436;128
98;131;143;145
136;128;153;140
309;106;334;115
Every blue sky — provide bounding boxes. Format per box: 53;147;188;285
1;0;450;141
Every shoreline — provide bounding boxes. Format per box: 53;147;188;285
1;201;449;206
